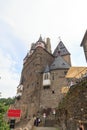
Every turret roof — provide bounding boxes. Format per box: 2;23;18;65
31;43;36;50
50;56;70;70
36;35;45;44
53;41;70;57
80;30;87;46
44;65;50;73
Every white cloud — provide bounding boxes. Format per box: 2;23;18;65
0;49;20;98
0;0;86;42
0;0;87;97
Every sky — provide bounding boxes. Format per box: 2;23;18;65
0;0;87;98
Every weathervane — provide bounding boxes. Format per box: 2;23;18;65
58;36;61;42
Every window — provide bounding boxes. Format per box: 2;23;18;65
62;63;65;65
20;76;25;84
44;73;48;80
44;85;50;89
64;71;67;75
52;90;55;94
52;75;54;80
44;74;46;79
37;82;39;84
46;74;48;79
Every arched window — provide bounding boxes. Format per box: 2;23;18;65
46;74;48;79
43;73;51;80
44;74;46;80
48;73;51;79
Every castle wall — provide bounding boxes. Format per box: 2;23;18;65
40;69;68;109
16;47;54;118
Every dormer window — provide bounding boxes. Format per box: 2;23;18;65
62;63;65;65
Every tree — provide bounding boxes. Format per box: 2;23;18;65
0;97;15;129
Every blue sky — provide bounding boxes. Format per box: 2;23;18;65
0;0;87;98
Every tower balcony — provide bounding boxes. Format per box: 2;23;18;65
43;79;51;88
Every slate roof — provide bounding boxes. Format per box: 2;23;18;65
80;30;87;46
44;65;50;73
31;43;36;50
50;56;70;70
36;35;45;44
53;41;70;57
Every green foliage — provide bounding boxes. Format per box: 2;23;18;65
0;97;15;130
0;97;15;105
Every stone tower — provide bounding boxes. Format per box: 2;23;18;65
80;30;87;62
14;36;71;120
46;37;52;53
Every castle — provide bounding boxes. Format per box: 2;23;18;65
14;36;71;120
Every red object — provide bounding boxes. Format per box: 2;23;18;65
7;109;21;117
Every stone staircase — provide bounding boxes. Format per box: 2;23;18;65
14;117;59;130
32;126;58;130
15;118;29;129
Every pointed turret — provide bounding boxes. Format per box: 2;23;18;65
53;40;71;66
36;35;46;48
38;35;43;42
53;40;70;56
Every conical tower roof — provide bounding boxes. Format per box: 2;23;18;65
36;35;45;44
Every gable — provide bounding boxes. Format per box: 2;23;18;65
53;41;70;57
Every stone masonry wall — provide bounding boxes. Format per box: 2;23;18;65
40;69;68;109
15;47;54;119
